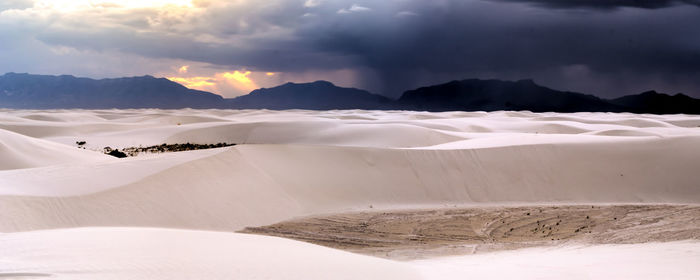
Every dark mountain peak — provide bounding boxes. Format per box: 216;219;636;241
611;90;700;114
109;75;158;81
638;90;660;96
635;90;695;100
0;73;223;109
310;80;335;86
398;78;616;112
276;80;336;88
230;80;391;110
252;80;366;95
618;90;687;100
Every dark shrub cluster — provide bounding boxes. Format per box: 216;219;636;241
103;142;236;158
103;147;128;158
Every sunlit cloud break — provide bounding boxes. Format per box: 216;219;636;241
167;76;215;88
222;71;256;90
33;0;194;10
168;70;262;97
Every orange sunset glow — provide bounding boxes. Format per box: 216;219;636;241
33;0;194;10
167;70;267;97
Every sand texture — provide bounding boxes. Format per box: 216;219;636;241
242;205;700;259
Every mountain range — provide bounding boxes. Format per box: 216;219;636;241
0;73;223;109
1;72;698;114
227;80;393;110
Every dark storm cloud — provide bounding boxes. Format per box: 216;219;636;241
2;0;699;97
297;1;700;97
494;0;700;9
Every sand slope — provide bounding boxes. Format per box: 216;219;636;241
0;227;421;280
412;241;700;280
0;148;225;196
1;136;699;232
0;128;111;170
2;228;697;280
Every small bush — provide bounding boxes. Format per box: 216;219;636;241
107;149;128;158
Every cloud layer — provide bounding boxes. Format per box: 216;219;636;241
0;0;698;97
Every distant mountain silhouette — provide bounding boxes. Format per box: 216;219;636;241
396;79;621;113
227;81;392;110
610;91;700;114
0;73;223;109
1;73;698;114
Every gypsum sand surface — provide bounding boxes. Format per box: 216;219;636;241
241;204;700;260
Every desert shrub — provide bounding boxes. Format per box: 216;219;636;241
104;148;127;158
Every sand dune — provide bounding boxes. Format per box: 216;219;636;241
0;227;421;280
1;109;699;279
3;227;695;279
0;128;111;170
1;137;699;233
1;109;698;150
0;148;224;196
412;241;700;280
1;110;699;231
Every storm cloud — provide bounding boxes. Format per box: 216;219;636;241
0;0;698;97
495;0;700;9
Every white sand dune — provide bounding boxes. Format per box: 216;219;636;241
165;121;466;148
0;128;112;170
1;109;699;279
0;227;421;280
3;228;695;280
0;148;224;196
412;241;700;280
1;109;698;150
1;137;699;232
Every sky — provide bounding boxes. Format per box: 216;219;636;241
0;0;698;98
